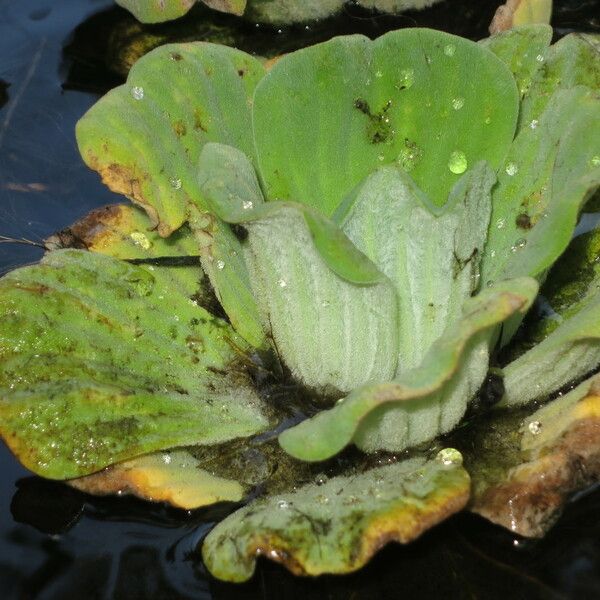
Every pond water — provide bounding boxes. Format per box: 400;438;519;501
0;0;599;597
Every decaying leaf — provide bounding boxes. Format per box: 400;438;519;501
71;450;244;509
202;455;469;581
468;374;600;537
490;0;552;34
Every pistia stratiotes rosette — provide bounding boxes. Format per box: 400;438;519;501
1;25;599;581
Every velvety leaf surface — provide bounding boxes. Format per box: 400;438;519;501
0;249;270;479
280;278;537;460
468;373;600;537
253;28;518;215
70;450;244;509
241;206;398;393
340;161;494;372
481;24;553;106
196;142;396;393
202;455;469;581
76;42;265;236
520;32;600;130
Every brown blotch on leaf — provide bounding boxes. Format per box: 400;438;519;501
471;416;600;537
173;120;187;137
515;213;532;229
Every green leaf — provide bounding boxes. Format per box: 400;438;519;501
520;32;600;129
238;205;398;393
481;25;553;118
197;142;384;284
76;43;265;236
253;28;518;216
501;229;600;408
340;161;495;372
481;86;600;286
115;0;196;23
280;278;537;460
70;449;244;509
0;249;270;479
202;455;469;582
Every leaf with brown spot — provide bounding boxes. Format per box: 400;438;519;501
468;373;600;537
202;455;469;581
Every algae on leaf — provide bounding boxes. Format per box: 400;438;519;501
203;455;469;581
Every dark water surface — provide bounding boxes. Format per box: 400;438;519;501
1;0;600;598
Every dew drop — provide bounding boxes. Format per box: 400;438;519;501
511;238;527;252
162;453;172;465
397;140;423;172
448;150;467;174
435;447;463;468
452;97;465;110
316;494;330;505
315;473;328;486
378;154;385;162
242;200;254;210
536;54;545;62
278;279;287;288
397;68;414;90
528;420;542;435
444;44;456;57
130;231;151;250
529;119;539;129
591;155;600;167
484;116;492;125
170;177;182;190
216;260;225;270
375;70;383;78
505;162;519;176
131;86;144;100
276;500;290;509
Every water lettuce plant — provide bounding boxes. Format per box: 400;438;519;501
116;0;444;25
1;25;599;581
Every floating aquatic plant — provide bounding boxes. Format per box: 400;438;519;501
116;0;445;25
0;25;599;581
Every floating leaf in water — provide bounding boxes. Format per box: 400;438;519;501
468;373;600;537
202;456;470;581
71;450;244;509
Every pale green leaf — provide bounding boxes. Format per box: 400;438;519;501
76;43;265;236
280;278;537;460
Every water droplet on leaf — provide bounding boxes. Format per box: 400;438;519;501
444;44;456;57
435;448;463;468
131;86;144;100
242;200;253;210
528;420;542;435
448;150;467;174
129;231;152;250
452;97;464;110
511;238;527;252
505;162;519;176
170;177;182;190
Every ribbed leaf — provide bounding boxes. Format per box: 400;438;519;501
280;278;537;460
0;250;270;479
240;206;398;393
340;161;495;372
76;43;265;236
481;87;600;286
